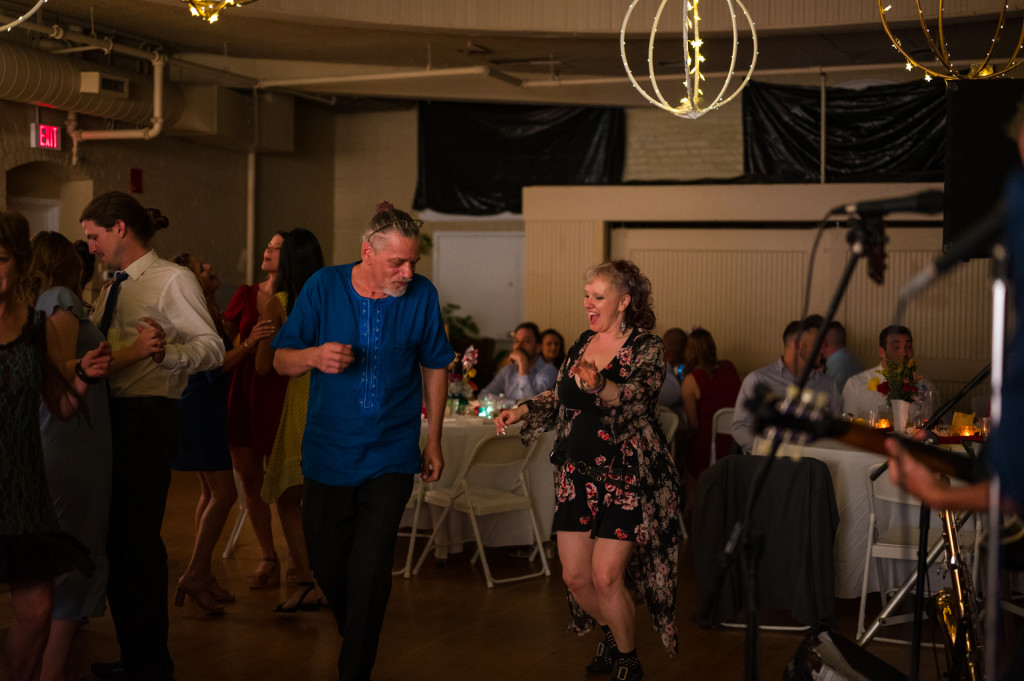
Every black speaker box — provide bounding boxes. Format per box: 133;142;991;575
944;79;1024;257
783;626;907;681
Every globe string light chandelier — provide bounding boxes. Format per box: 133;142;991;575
183;0;258;24
620;0;758;119
879;1;1024;80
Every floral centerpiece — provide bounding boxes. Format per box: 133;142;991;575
868;358;921;405
447;345;478;400
868;358;921;432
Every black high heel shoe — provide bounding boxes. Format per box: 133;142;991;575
274;581;321;613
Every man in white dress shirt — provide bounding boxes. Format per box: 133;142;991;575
82;191;223;681
842;325;936;421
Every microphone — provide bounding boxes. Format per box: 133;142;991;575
900;202;1005;300
844;190;945;217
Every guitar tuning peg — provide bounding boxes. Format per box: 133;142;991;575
754;437;774;456
785;384;800;402
813;392;829;410
799;388;815;404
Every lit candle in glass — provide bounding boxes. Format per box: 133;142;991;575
960;426;973;437
876;418;891;429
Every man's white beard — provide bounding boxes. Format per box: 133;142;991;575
384;281;410;297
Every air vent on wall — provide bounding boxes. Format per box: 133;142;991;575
80;72;130;98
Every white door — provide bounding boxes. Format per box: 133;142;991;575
7;196;60;236
433;231;524;345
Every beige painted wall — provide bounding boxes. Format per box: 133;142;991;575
257;98;336;270
333;108;419;266
522;184;992;411
1;98;334;301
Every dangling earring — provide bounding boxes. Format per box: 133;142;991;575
620;319;627;335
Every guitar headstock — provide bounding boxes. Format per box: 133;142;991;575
747;383;840;450
747;383;980;481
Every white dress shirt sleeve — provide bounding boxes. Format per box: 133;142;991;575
157;268;224;374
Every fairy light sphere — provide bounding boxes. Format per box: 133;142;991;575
879;1;1024;80
620;0;758;120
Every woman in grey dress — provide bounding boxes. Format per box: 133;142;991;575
29;230;113;681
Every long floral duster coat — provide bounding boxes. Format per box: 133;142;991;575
519;328;682;655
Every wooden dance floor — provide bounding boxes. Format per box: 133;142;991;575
1;471;938;681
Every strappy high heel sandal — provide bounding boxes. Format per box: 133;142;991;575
247;556;280;590
175;575;225;615
273;581;322;613
206;574;236;603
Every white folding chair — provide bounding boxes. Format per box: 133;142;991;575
392;478;425;578
412;434;551;588
657;407;689;543
856;462;978;644
222;470;248;559
657;406;679;458
709;407;734;465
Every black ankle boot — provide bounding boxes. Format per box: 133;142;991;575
611;651;644;681
585;627;618;674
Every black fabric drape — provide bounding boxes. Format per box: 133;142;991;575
414;101;624;215
692;455;839;628
743;80;947;182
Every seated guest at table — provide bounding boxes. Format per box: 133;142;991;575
478;322;556;402
841;325;936;421
681;327;741;482
658;327;687;409
540;327;565;370
731;317;842;454
496;260;682;681
820;321;861;392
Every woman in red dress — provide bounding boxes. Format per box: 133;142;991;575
680;328;741;500
224;233;288;588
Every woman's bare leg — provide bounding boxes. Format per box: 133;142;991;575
7;580;54;681
230;445;277;575
275;484;318;609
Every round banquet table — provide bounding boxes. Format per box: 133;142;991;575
754;437;970;600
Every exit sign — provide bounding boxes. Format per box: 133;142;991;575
30;123;62;150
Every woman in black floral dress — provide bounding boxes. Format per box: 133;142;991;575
496;260;681;681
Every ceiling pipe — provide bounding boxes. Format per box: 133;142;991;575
0;12;156;62
522;59;981;87
65;54;166;164
256;65;521;90
67;54;165;141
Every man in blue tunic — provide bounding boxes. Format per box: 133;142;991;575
272;203;453;681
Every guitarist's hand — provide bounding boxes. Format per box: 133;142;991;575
886;437;949;508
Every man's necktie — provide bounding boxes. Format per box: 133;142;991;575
99;271;129;338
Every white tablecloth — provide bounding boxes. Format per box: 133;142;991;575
754;438;961;600
406;416;557;552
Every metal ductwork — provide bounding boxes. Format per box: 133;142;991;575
0;40;183;127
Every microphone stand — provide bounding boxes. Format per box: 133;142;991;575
713;214;882;681
984;242;1009;681
888;237;1006;680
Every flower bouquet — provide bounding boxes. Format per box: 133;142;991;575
447;345;478;401
867;358;921;405
868;358;921;432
